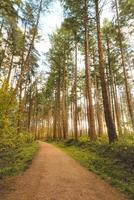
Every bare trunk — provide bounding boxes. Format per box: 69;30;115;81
92;49;104;137
62;64;68;139
95;0;117;143
106;34;122;135
27;87;33;132
17;83;23;133
115;0;134;130
74;42;78;140
84;0;97;141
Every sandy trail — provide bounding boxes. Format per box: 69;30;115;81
0;142;128;200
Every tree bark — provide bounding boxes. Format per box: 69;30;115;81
84;0;97;141
95;0;117;143
115;0;134;130
74;42;78;140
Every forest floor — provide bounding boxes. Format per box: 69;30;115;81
0;142;128;200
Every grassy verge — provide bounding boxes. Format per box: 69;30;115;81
48;135;134;200
0;141;38;180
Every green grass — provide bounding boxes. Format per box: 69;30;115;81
48;135;134;200
0;141;38;179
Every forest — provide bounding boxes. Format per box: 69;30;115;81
0;0;134;200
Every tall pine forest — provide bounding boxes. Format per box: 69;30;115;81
0;0;134;196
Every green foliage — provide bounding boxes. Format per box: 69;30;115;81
119;0;134;23
0;85;38;180
0;86;16;114
0;134;38;179
0;86;37;179
51;136;134;199
0;86;18;150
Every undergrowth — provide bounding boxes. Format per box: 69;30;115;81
48;135;134;200
0;133;38;180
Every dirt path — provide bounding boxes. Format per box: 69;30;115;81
0;142;128;200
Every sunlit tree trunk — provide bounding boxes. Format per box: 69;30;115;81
53;91;57;138
95;0;117;143
84;0;97;141
74;42;78;140
115;0;134;131
92;49;104;137
27;86;33;132
105;34;122;135
17;82;23;133
62;64;68;139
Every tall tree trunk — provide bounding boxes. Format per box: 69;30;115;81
70;102;74;137
92;49;104;137
115;0;134;130
84;0;97;141
114;77;123;135
53;91;57;138
96;82;104;137
62;64;68;139
17;82;23;133
106;34;122;135
35;86;38;139
74;42;78;140
95;0;117;143
47;110;50;138
27;86;33;132
57;67;61;138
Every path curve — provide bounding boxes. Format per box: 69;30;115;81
0;142;128;200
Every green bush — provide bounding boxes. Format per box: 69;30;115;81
0;141;38;179
0;124;37;180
